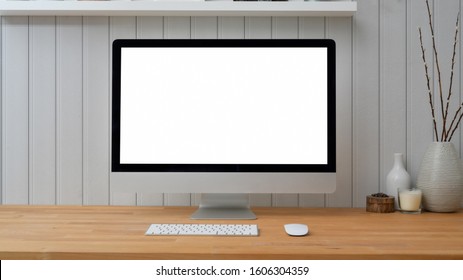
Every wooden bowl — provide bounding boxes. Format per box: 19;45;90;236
366;195;395;213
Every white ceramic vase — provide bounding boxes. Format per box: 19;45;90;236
386;153;411;209
416;142;463;212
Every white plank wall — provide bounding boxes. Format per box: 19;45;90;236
83;16;110;205
1;0;463;208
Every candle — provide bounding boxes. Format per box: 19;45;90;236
398;188;422;213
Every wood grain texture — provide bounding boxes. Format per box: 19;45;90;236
0;205;462;260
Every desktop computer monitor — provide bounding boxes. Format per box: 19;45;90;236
111;39;336;219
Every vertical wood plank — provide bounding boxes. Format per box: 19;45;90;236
164;17;191;39
245;17;272;39
83;16;110;205
29;16;56;204
163;16;192;206
351;0;380;207
380;0;407;194
326;16;353;207
244;16;272;207
137;16;163;39
136;16;165;206
218;17;245;39
56;17;84;205
192;17;218;39
298;17;327;208
272;17;298;39
299;17;325;39
109;16;138;206
2;17;29;204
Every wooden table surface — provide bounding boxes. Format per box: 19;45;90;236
0;205;462;260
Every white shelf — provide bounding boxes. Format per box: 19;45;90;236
0;1;357;17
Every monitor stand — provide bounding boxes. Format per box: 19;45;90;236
190;193;256;220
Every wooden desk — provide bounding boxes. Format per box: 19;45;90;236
0;206;462;260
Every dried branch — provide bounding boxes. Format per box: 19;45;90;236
425;0;446;140
421;0;462;142
419;27;439;141
447;102;463;141
443;12;460;141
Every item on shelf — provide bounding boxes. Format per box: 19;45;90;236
385;153;411;209
417;142;463;212
416;1;463;212
398;188;422;214
366;193;395;213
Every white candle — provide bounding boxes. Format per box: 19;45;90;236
399;189;422;211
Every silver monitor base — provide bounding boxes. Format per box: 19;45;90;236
191;193;256;220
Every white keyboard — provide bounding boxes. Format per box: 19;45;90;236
145;223;259;236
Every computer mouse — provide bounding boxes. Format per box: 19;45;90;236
284;224;309;236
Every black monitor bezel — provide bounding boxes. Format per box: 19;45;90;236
112;39;336;173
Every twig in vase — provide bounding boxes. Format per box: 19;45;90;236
418;27;439;141
419;0;462;142
447;102;463;141
425;0;446;140
443;12;460;138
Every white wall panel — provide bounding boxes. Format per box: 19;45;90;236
218;17;244;39
352;0;380;207
380;0;407;195
56;17;84;205
137;16;163;39
2;17;29;204
83;16;110;205
30;16;56;204
192;16;218;39
1;1;463;208
272;17;298;39
164;16;190;39
245;17;271;39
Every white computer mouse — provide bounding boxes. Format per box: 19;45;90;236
284;224;309;236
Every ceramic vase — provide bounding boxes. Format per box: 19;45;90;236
386;153;411;209
416;142;463;212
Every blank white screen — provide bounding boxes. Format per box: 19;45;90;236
119;47;328;165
